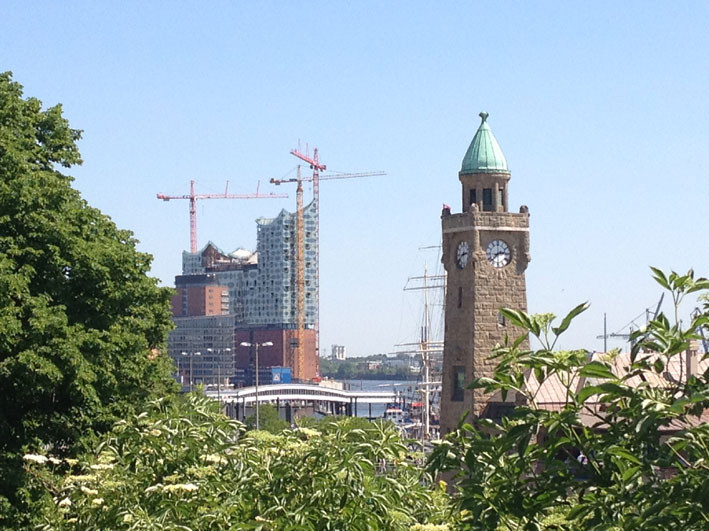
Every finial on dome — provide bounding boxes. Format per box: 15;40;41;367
479;111;489;122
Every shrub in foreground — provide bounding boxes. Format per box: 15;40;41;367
24;393;447;530
430;269;709;530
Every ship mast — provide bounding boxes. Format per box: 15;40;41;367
401;252;445;442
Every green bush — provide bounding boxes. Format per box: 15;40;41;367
24;393;448;530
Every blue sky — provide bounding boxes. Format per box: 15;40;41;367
3;2;708;356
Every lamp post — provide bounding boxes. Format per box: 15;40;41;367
181;351;201;392
240;341;273;430
221;347;231;402
207;347;232;402
206;347;217;388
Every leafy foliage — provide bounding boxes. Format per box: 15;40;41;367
24;393;447;530
429;268;709;530
0;72;176;522
244;403;290;433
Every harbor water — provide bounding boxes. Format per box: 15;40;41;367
340;379;419;419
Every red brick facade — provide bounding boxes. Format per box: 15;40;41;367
235;328;318;382
171;285;229;317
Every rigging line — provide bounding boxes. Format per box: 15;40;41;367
275;165;299;181
323;168;381;176
611;298;661;336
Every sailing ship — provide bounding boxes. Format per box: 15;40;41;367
387;252;446;443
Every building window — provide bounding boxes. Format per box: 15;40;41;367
452;366;465;402
483;188;493;211
498;312;506;327
469;189;477;207
458;287;463;309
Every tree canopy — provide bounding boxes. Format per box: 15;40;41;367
0;72;176;521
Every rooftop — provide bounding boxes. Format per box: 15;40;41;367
461;111;510;175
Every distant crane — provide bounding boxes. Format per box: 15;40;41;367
157;180;286;253
270;146;385;380
597;294;664;352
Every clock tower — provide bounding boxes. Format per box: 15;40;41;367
440;112;530;434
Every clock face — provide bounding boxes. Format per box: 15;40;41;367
456;241;470;269
486;240;511;268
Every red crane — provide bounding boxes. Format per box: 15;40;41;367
157;180;287;253
271;147;385;378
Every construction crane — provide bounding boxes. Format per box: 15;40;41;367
597;294;664;352
157;180;286;253
268;165;306;380
270;146;385;380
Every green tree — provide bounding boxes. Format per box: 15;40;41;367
336;360;357;380
429;268;709;530
0;72;176;522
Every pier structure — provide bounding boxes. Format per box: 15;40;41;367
205;383;396;422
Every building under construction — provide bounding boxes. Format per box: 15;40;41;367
161;146;382;387
245;202;317;327
168;201;318;384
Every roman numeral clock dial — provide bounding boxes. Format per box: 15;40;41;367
486;239;510;268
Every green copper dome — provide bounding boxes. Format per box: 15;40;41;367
461;112;509;174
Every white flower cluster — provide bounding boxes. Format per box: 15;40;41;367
145;483;199;494
90;463;114;471
80;486;99;496
24;454;77;467
23;454;48;464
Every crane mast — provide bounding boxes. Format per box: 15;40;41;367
290;148;326;364
157;179;286;253
271;146;385;380
295;167;305;380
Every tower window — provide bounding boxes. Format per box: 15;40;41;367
452;366;465;402
498;312;506;327
483;188;493;211
458;287;463;309
469;189;477;208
